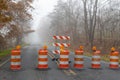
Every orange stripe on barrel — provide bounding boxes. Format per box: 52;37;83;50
11;59;21;62
60;58;69;61
38;58;48;61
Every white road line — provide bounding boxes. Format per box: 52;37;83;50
69;70;77;75
63;70;71;76
0;58;10;67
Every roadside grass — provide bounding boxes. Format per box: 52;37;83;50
0;43;29;58
101;54;110;62
0;48;12;58
84;52;110;62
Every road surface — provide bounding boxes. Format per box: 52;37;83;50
0;45;120;80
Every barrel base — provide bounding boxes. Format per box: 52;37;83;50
109;65;119;69
74;64;84;69
91;64;101;69
37;65;48;69
59;64;69;69
10;65;21;70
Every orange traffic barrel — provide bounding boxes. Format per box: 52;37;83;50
59;49;69;69
10;49;21;70
109;51;119;69
91;50;101;69
74;50;84;69
38;49;48;69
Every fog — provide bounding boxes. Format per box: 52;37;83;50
24;0;57;45
24;18;51;45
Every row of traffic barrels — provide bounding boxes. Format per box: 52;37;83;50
37;46;120;69
58;47;119;69
10;45;119;70
63;46;119;69
56;46;119;69
10;45;49;70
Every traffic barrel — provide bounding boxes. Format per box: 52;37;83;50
74;50;84;69
59;49;69;69
91;50;101;69
10;49;21;70
109;51;119;69
38;47;48;69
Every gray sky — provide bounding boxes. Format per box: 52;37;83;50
32;0;58;29
24;0;58;45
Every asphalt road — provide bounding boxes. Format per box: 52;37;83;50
0;45;120;80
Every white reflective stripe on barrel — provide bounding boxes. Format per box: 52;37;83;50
11;56;20;59
38;62;48;64
60;55;69;58
39;55;47;58
110;56;119;59
59;61;68;64
75;61;84;64
75;55;83;58
11;62;21;65
92;56;100;59
92;61;100;64
110;62;119;65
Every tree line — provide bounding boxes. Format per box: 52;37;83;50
0;0;33;51
49;0;120;53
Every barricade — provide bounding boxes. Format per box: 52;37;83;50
74;46;84;69
10;49;21;70
38;46;48;69
59;49;69;69
91;50;101;69
109;51;119;69
53;36;70;54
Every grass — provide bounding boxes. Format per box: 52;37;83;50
84;52;93;57
0;43;29;59
0;48;12;58
101;54;110;62
84;52;110;62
